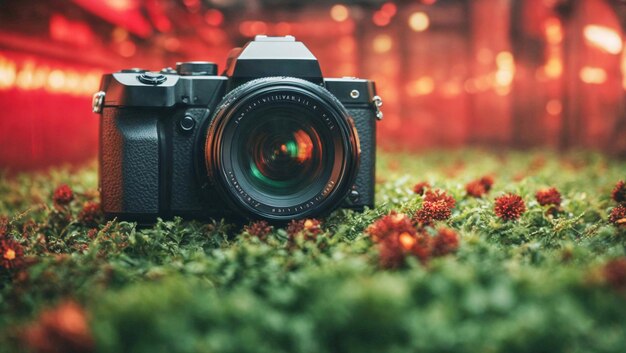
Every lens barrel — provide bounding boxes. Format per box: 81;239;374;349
205;77;359;221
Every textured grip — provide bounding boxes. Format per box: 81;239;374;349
348;108;376;209
100;108;161;215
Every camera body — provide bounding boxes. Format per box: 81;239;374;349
94;35;381;222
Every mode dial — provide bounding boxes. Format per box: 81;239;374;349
137;72;167;85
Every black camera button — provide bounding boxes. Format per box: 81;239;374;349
138;72;167;85
348;190;360;203
179;115;196;132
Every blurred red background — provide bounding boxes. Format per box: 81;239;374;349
1;0;626;170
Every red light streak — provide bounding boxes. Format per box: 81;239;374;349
0;54;101;96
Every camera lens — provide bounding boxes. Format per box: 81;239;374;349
242;112;324;196
205;78;359;220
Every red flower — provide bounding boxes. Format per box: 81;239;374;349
367;212;431;268
465;180;487;198
408;234;432;263
480;176;494;192
466;176;494;198
494;194;526;221
414;200;452;226
431;227;459;256
412;181;431;196
244;220;273;240
286;218;322;240
22;301;94;353
603;258;626;290
535;187;562;207
612;180;626;204
378;231;414;268
0;237;24;270
609;205;626;228
78;202;102;227
378;230;431;268
367;212;415;242
424;189;456;210
53;184;74;206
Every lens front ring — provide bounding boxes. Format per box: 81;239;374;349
205;77;359;221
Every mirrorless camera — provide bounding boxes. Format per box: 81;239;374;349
93;35;382;221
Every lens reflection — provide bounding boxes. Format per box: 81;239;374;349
239;114;325;197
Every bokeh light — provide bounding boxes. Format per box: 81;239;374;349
408;12;430;32
584;25;622;54
330;4;349;22
580;66;607;84
372;34;393;53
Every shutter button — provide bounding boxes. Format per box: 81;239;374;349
138;72;167;85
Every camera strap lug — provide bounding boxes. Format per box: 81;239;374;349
372;95;383;120
92;91;105;114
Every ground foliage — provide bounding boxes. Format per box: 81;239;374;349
0;149;625;353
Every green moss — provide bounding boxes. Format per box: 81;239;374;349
0;150;625;353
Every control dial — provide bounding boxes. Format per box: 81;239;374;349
137;72;167;85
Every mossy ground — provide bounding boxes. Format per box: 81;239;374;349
0;149;625;353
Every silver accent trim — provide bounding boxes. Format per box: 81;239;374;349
92;91;105;114
372;95;383;120
350;89;360;99
254;35;295;42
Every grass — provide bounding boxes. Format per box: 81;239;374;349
0;149;625;353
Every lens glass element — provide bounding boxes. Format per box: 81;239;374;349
233;106;333;202
246;116;322;195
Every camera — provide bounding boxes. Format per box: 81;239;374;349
93;35;382;222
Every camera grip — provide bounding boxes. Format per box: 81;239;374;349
100;108;161;216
